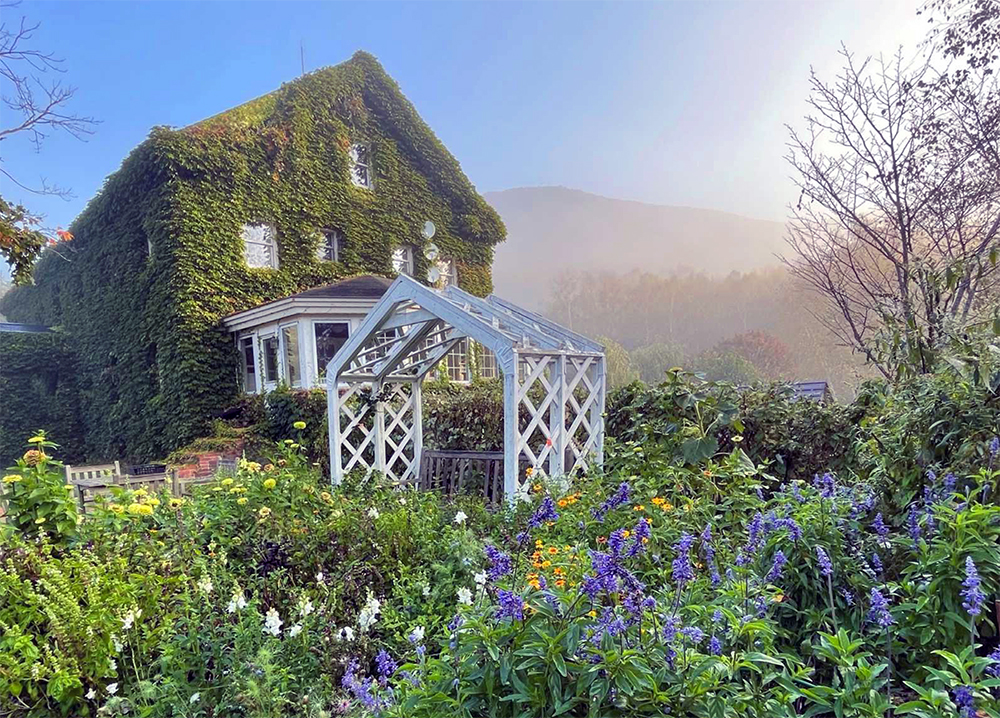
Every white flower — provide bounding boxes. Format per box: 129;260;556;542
410;625;426;643
298;597;314;617
288;623;303;637
457;587;473;605
121;608;141;631
106;683;118;696
473;571;487;586
108;658;117;673
227;590;247;613
263;607;282;637
196;576;213;594
112;635;123;652
357;592;381;633
86;688;96;700
454;510;468;524
336;625;355;641
367;507;380;519
398;496;407;505
190;693;201;704
422;584;431;597
316;571;324;583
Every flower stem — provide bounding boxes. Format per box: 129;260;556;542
825;574;838;633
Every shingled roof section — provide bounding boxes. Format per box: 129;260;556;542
292;275;394;300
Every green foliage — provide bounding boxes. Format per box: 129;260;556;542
0;331;85;469
0;196;50;286
630;342;686;384
0;51;504;463
595;335;639;390
1;432;79;546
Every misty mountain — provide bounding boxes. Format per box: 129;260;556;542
485;186;788;309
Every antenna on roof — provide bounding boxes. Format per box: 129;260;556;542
300;40;305;76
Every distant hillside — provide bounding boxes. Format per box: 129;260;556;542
484;186;787;308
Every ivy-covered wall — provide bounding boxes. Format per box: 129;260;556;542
0;331;86;469
0;51;505;462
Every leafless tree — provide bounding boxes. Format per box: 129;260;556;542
782;47;1000;378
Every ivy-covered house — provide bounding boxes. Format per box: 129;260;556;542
0;51;505;463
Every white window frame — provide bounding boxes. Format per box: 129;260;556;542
238;335;259;393
349;143;372;189
445;338;469;382
279;322;303;388
440;258;459;287
260;332;280;389
242;223;279;269
392;246;415;277
316;228;344;263
312;319;351;382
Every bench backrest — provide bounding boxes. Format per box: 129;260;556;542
65;462;122;483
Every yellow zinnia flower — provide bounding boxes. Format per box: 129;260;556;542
293;421;307;430
2;474;22;484
237;497;248;505
109;503;125;514
27;436;45;444
263;478;276;490
221;478;234;486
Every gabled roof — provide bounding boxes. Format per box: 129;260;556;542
223;275;393;332
189;51;504;246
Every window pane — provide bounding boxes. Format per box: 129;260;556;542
282;325;300;387
446;339;468;382
240;337;257;393
263;336;279;383
242;223;277;268
392;246;414;276
315;229;342;262
350;143;371;188
479;344;498;379
315;322;350;377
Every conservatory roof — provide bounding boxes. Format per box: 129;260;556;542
222;275;392;332
327;274;603;383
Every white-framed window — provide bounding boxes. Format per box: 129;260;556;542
392;246;415;277
280;323;301;387
314;321;350;378
242;223;279;269
349;143;372;189
239;336;258;393
261;334;280;385
446;338;468;382
477;343;498;380
316;229;344;263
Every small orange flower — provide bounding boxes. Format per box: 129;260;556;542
597;536;607;544
555;579;565;587
558;499;568;508
547;547;558;555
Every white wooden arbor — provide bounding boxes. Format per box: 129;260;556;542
326;275;606;501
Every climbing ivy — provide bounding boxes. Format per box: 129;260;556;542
0;331;86;468
0;51;505;461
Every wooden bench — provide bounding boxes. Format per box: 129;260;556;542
417;450;506;503
67;462;176;513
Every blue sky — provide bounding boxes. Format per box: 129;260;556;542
2;0;925;251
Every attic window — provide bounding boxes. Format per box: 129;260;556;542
316;229;344;263
392;245;415;277
242;223;279;269
349;143;372;189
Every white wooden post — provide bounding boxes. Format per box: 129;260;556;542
592;356;606;466
410;378;423;484
549;354;565;478
503;354;519;503
373;380;386;474
328;378;344;485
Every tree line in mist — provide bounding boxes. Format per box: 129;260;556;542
545;267;871;396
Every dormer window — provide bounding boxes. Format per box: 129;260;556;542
392;245;415;277
242;223;278;269
349;143;372;189
316;228;344;263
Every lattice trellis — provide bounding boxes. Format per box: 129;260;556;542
327;275;606;501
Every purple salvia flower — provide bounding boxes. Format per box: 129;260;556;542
814;472;836;499
375;649;397;681
591;482;631;522
841;588;855;606
765;550;787;583
495;589;525;622
815;546;833;577
870;552;883;576
943;472;957;498
484;545;511;582
986;647;1000;678
961;556;985;617
907;504;921;545
871;513;888;539
680;626;704;644
528;496;559;529
868;588;894;627
952;686;975;718
709;635;722;655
